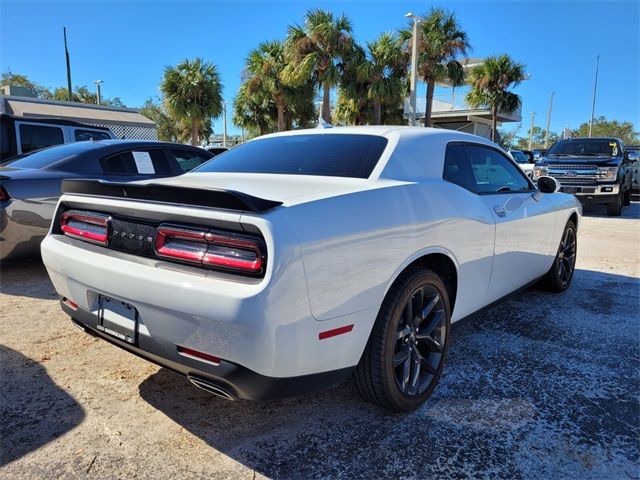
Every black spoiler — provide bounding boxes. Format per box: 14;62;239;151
61;179;283;213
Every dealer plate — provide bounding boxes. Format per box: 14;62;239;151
97;295;138;344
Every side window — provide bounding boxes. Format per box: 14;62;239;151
19;124;64;154
466;145;531;194
443;144;477;193
74;129;112;141
1;121;9;158
171;148;213;173
101;149;172;176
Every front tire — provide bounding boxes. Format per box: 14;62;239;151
354;268;451;412
607;191;623;216
540;220;577;292
623;187;631;206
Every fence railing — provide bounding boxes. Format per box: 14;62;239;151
404;92;521;118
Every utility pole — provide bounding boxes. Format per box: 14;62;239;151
588;54;600;138
222;101;228;148
544;92;555;148
528;111;536;150
63;27;72;101
405;12;421;127
93;80;103;105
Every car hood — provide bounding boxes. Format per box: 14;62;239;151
139;172;397;207
541;156;621;166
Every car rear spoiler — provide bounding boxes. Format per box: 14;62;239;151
61;179;283;213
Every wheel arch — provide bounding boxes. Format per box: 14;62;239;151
384;249;459;315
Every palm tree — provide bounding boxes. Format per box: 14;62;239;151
400;8;470;127
246;41;289;132
357;32;406;125
282;8;353;124
161;58;222;145
465;54;526;142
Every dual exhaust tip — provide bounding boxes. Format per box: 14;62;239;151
187;374;236;401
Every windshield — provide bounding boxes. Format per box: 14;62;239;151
547;139;620;157
2;142;97;169
194;134;388;178
510;150;529;164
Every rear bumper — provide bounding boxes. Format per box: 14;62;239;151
0;203;50;261
63;299;352;400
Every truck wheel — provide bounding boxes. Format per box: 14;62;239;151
607;192;623;216
354;268;451;412
623;188;631;206
540;220;577;292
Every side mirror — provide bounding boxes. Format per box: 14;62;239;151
628;151;639;162
537;176;560;194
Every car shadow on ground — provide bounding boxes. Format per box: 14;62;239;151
581;200;639;218
138;268;640;479
0;345;85;466
0;257;57;300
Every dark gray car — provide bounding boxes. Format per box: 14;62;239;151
0;140;213;261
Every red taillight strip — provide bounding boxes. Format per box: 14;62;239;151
155;227;208;263
319;324;354;340
60;210;110;245
177;346;221;365
0;186;10;201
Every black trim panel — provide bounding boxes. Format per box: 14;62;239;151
62;300;353;401
61;179;283;213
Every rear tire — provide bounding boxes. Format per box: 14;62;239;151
607;191;623;216
540;220;577;292
354;268;451;412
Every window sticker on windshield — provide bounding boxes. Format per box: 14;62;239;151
610;143;618;156
132;151;155;174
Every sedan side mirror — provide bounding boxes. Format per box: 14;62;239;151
537;176;560;194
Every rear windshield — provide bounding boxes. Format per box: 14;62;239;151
2;142;97;169
194;134;388;178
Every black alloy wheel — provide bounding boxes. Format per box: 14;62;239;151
540;220;577;292
354;268;451;412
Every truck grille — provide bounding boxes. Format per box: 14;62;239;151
547;164;599;184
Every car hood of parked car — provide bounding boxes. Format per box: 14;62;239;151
539;155;621;166
139;172;404;207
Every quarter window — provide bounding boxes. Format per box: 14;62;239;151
101;149;172;176
19;124;64;154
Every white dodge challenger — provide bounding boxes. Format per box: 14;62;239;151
41;127;580;412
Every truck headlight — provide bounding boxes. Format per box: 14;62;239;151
597;166;618;181
532;165;548;180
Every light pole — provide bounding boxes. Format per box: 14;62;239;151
405;12;421;127
93;80;103;105
222;100;228;147
544;92;555;148
588;54;600;138
528;111;536;150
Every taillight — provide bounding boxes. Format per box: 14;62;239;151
155;225;264;274
60;210;111;245
0;186;9;201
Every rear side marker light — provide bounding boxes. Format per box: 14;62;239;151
155;225;264;274
60;210;110;245
62;297;79;310
0;186;10;201
319;324;354;340
177;346;221;366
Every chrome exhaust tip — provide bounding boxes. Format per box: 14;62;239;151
187;375;235;401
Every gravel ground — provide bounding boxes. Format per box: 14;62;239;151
1;202;639;479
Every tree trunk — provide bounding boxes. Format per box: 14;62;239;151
373;101;382;125
424;81;435;127
276;98;286;132
322;82;331;124
190;119;199;146
491;105;498;142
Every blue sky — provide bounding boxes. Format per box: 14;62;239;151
1;0;638;137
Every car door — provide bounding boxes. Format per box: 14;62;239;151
100;148;176;182
466;144;557;303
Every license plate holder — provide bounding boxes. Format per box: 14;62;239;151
97;295;138;345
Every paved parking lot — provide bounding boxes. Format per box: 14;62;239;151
1;203;639;479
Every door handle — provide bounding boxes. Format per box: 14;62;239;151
493;205;506;217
